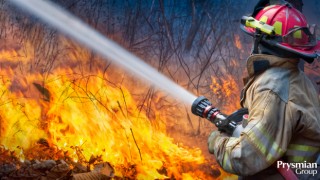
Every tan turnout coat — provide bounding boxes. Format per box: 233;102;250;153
209;54;320;179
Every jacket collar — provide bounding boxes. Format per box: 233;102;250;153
246;54;299;77
241;54;299;107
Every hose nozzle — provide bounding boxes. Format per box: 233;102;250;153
191;96;225;122
191;96;248;135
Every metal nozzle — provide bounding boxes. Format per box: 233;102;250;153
191;96;248;135
191;96;211;117
191;96;223;123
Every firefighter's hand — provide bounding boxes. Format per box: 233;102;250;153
208;130;228;154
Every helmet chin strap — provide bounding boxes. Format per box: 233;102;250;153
251;30;264;55
251;36;293;58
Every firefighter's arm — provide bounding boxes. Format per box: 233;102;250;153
208;90;293;176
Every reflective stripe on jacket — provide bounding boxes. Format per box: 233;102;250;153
210;54;320;177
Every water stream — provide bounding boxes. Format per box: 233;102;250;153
11;0;197;106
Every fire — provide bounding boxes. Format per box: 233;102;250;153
0;42;226;179
234;35;242;50
210;75;241;114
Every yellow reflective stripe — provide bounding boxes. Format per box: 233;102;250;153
287;155;313;163
288;144;319;152
222;152;233;172
293;26;302;39
286;144;319;163
255;124;282;158
273;21;282;35
266;142;283;162
250;125;267;153
249;123;284;162
293;30;302;38
260;16;268;23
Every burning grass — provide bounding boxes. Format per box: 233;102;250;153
0;44;230;179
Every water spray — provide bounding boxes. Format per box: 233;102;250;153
10;0;197;105
10;0;247;134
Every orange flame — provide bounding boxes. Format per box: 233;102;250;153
0;41;229;179
210;75;241;114
234;35;242;50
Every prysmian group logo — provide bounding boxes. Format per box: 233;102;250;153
277;161;318;176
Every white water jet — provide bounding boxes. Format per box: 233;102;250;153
11;0;197;105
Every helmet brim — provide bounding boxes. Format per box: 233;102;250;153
275;42;320;63
240;24;255;36
240;24;320;63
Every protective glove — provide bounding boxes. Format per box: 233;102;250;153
208;131;220;154
207;130;229;154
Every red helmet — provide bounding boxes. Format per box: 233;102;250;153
241;4;320;63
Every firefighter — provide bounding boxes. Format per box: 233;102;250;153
207;2;320;179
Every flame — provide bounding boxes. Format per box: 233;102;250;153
234;35;242;50
210;75;241;114
0;41;228;179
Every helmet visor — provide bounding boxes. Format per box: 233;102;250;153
282;26;317;47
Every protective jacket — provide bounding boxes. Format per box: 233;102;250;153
208;54;320;179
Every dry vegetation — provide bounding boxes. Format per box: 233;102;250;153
0;0;319;179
